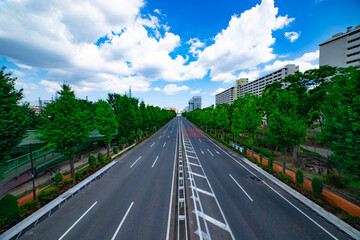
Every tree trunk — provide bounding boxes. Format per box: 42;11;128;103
283;145;287;174
293;145;299;166
70;151;76;183
107;142;110;157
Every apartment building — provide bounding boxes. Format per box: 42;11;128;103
319;25;360;68
239;64;299;97
215;87;237;105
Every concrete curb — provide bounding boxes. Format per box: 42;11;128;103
111;143;135;159
1;159;119;240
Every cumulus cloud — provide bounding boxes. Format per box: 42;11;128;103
187;38;205;57
263;50;319;73
210;88;226;96
154;87;161;91
285;31;300;42
195;0;294;81
163;84;189;95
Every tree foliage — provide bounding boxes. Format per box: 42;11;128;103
0;67;32;161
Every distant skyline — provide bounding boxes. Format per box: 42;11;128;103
0;0;359;110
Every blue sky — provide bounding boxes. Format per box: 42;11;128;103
0;0;359;111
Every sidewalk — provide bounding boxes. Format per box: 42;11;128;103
301;144;333;158
6;147;109;197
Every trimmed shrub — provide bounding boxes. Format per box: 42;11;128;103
104;156;111;164
324;174;350;189
280;174;293;184
113;147;118;154
88;155;96;168
63;178;74;186
0;194;19;225
54;172;63;186
98;152;104;163
76;167;90;181
268;156;274;172
259;153;263;164
119;144;123;151
296;170;304;187
312;178;323;198
20;200;38;217
38;186;59;204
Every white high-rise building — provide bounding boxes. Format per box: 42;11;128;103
216;87;237;105
238;64;299;97
319;25;360;68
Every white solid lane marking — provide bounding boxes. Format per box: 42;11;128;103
150;142;155;147
215;150;220;155
58;201;98;240
152;156;159;168
166;123;179;240
229;174;253;202
163;142;166;147
111;202;134;240
207;149;214;156
130;156;142;168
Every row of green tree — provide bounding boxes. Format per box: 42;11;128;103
0;67;176;181
184;65;360;176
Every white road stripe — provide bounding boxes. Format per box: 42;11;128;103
111;202;134;240
195;210;229;232
163;142;166;147
152;156;159;168
207;149;214;156
150;142;155;147
229;174;253;202
199;139;202;142
130;156;142;168
215;150;220;155
58;201;97;240
159;136;161;139
200;149;204;155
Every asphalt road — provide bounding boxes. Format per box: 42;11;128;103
181;118;352;240
21;118;180;240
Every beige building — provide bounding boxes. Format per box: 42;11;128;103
319;25;360;68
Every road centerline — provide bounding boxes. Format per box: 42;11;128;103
130;156;142;168
229;174;253;202
58;201;98;240
111;202;134;240
150;142;155;147
163;142;166;147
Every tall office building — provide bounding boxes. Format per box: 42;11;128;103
238;64;298;97
319;25;360;68
188;96;201;111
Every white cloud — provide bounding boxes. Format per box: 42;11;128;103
154;9;161;15
187;38;205;57
194;0;294;82
210;88;226;96
285;31;300;42
191;89;201;94
154;87;161;91
163;84;189;95
263;50;319;73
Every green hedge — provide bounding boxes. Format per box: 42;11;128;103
0;194;19;226
38;186;59;204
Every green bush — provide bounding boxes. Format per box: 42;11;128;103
54;172;63;186
0;194;19;225
88;155;96;168
119;137;126;145
259;153;263;164
98;152;104;163
20;200;38;217
119;144;123;151
312;178;323;198
76;166;90;181
324;174;350;189
38;186;59;204
280;174;293;184
296;170;304;187
104;156;111;164
268;156;273;170
63;178;74;186
113;147;118;154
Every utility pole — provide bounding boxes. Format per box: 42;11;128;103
30;143;36;200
